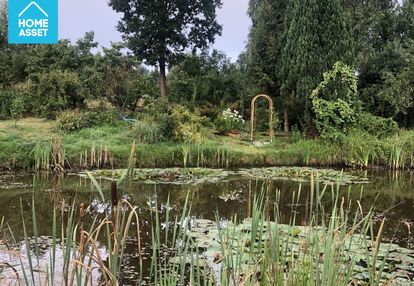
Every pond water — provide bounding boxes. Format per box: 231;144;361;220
0;168;414;284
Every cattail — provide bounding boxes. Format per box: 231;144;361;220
80;203;86;221
111;180;118;207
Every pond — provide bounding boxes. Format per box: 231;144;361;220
0;167;414;284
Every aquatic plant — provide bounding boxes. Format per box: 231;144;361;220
32;140;51;171
4;174;414;285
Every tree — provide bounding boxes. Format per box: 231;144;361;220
279;0;353;133
246;0;288;131
354;1;414;126
0;0;7;48
30;70;85;118
108;0;223;98
168;51;249;110
10;95;26;127
97;43;157;112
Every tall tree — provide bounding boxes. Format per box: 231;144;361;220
0;0;7;48
246;0;288;132
355;0;414;126
343;0;398;67
108;0;223;98
279;0;353;132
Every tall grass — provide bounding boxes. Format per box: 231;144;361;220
32;140;51;171
16;178;141;285
6;176;404;285
4;122;414;170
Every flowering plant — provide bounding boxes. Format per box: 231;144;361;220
214;108;245;135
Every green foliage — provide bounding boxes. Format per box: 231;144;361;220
30;70;85;118
357;112;399;139
108;0;223;97
246;0;286;96
132;114;173;144
214;108;245;135
280;0;354;126
98;43;157;112
58;108;124;132
0;90;30;120
57;110;89;132
85;108;120;127
171;105;207;144
0;90;15;119
359;41;414;122
0;0;7;47
133;117;162;144
311;62;360;139
10;95;26;126
168;51;249;106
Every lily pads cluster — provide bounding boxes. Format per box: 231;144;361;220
82;167;369;186
170;218;414;285
82;168;235;185
238;167;370;185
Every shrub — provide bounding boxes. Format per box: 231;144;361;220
357;112;399;138
0;90;29;120
156;113;175;140
311;62;360;138
0;90;15;119
57;110;89;132
214;108;245;135
133;115;164;144
171;105;207;144
86;108;120;126
10;95;26;126
30;70;86;118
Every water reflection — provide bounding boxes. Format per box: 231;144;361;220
0;169;413;283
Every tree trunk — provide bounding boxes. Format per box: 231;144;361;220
159;61;167;98
284;106;289;135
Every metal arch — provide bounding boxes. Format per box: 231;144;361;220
250;94;274;142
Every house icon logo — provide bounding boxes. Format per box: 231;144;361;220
8;0;58;44
19;2;49;18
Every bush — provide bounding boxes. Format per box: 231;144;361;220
10;95;26;125
171;105;207;144
311;62;360;138
0;90;15;119
133;115;166;144
86;108;120;126
0;90;29;120
357;112;399;138
30;70;86;119
156;113;175;140
214;108;245;135
57;110;90;132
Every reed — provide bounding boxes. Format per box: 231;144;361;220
32;140;51;171
79;144;110;169
8;175;401;286
181;145;191;168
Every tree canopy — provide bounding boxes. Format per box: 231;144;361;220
108;0;223;98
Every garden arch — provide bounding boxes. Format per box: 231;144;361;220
250;94;274;142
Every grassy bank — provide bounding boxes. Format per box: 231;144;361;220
1;118;414;171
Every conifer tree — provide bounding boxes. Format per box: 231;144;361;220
246;0;288;131
279;0;353;132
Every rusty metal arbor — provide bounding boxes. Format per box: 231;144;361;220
250;94;274;142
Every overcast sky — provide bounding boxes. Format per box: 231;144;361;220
59;0;250;61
